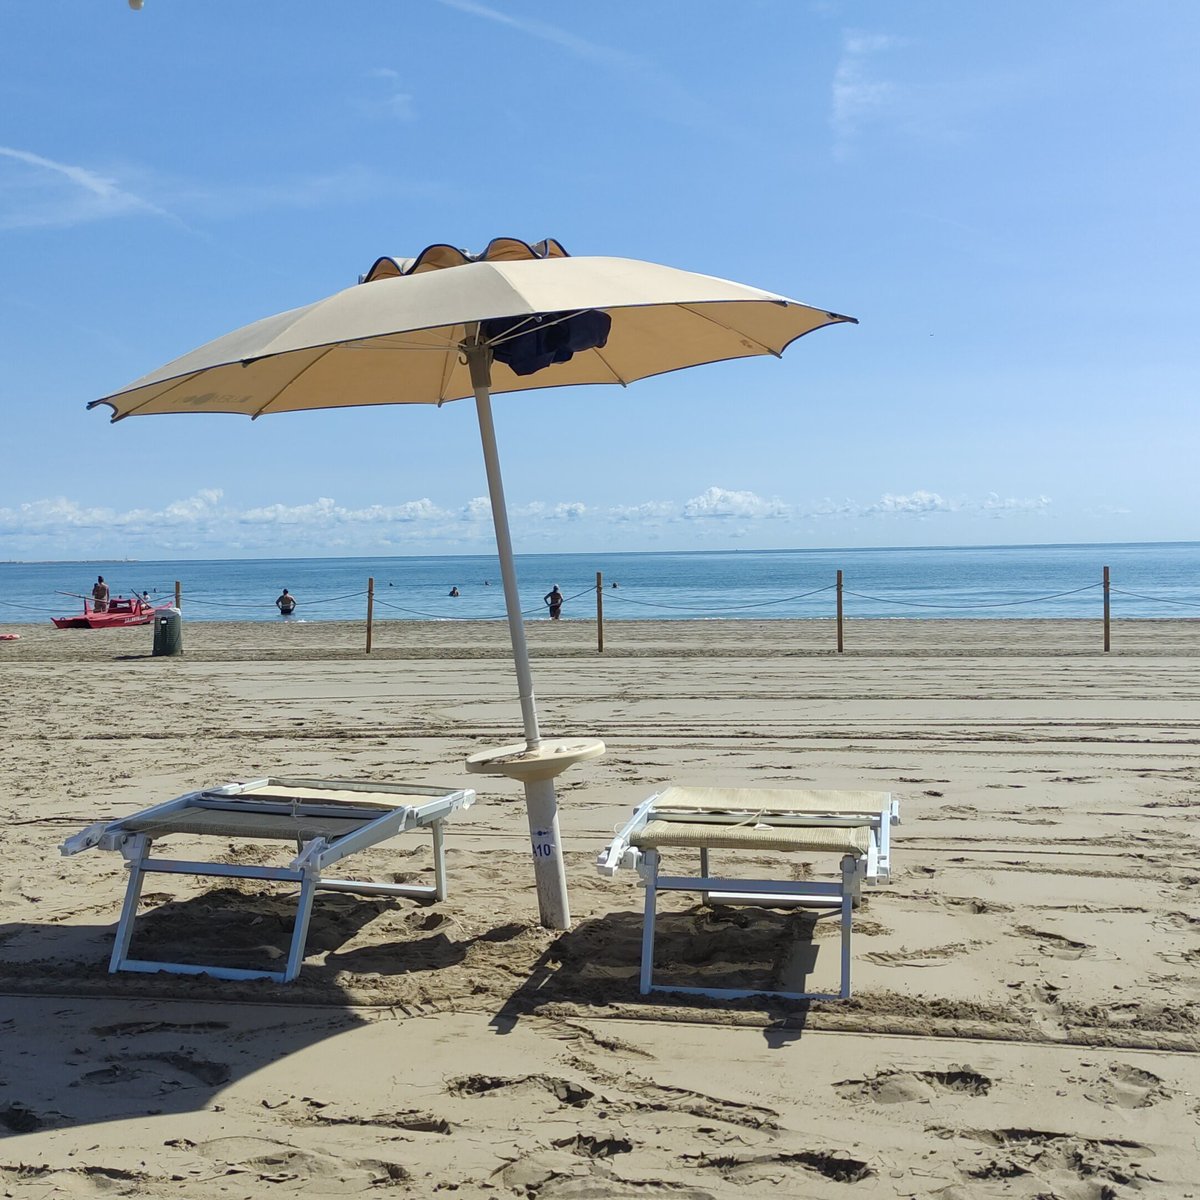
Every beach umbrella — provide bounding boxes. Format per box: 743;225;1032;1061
89;236;856;930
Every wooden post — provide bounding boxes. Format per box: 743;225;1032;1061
366;576;375;654
174;579;181;609
836;569;844;653
1103;565;1110;653
596;571;604;654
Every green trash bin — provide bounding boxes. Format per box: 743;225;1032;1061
152;607;183;657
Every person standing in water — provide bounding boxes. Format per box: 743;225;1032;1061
544;584;563;620
92;575;110;613
276;588;296;616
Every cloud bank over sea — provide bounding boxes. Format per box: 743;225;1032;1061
0;486;1052;559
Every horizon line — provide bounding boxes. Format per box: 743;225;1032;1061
4;538;1198;566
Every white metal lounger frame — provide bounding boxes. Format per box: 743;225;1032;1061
597;789;898;1003
61;776;475;984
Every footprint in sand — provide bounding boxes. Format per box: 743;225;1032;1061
1086;1062;1170;1109
941;895;1012;915
834;1066;992;1105
952;1127;1151;1194
551;1133;633;1159
1014;925;1092;960
681;1147;873;1186
192;1137;409;1189
448;1073;595;1107
863;940;982;968
0;1102;42;1133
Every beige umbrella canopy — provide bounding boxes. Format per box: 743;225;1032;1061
90;236;856;929
91;237;854;420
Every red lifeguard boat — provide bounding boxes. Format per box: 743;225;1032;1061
52;594;157;630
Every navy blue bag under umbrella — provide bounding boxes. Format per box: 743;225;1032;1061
482;309;612;376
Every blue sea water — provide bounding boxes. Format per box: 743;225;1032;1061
2;543;1199;625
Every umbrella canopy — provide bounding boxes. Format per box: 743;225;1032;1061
89;237;856;932
90;237;855;422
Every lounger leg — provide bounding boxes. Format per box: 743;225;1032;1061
640;849;659;995
284;874;318;983
110;836;150;973
431;819;447;901
839;855;854;1000
699;847;710;905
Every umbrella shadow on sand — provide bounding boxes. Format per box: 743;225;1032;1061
490;905;823;1036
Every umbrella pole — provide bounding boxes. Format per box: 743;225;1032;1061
469;346;571;929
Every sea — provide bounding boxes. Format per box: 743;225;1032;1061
2;542;1199;625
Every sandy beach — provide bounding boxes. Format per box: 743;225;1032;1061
1;615;1197;1197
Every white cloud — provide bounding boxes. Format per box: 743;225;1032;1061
682;487;789;520
867;489;954;516
610;500;677;523
238;497;446;526
0;486;1056;558
162;489;224;520
515;501;588;521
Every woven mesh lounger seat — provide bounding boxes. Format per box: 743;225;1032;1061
62;776;475;983
634;820;872;855
633;785;898;880
597;786;900;1002
652;785;892;814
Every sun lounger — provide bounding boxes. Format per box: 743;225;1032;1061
61;776;475;983
596;786;899;1002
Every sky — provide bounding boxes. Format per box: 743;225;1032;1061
1;1;1197;560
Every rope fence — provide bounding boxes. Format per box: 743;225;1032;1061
7;567;1200;654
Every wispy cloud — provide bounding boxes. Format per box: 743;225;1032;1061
830;31;902;161
0;145;427;232
162;165;415;221
437;0;641;70
804;490;1050;520
437;0;741;139
981;492;1051;516
0;145;172;229
830;29;1028;162
360;67;417;123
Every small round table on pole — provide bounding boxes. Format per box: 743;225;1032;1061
466;737;606;929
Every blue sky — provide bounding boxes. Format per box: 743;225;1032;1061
1;1;1197;560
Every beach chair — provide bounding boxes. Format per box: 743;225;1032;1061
61;776;475;983
596;786;899;1002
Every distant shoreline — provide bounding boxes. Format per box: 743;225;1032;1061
4;616;1200;663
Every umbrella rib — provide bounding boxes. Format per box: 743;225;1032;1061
676;302;784;357
588;343;628;386
438;341;460;405
100;370;208;422
249;345;339;419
